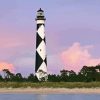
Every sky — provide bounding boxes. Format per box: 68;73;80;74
0;0;100;76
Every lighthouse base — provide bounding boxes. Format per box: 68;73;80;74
35;70;48;81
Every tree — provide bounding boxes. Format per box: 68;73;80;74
2;69;15;81
27;73;37;82
14;73;23;82
79;66;97;82
0;75;3;81
48;74;59;82
68;70;77;82
60;69;69;82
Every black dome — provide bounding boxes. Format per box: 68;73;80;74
37;8;44;12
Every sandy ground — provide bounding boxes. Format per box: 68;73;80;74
0;88;100;94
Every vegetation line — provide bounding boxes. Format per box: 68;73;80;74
0;65;100;83
0;82;100;88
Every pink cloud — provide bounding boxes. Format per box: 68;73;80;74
0;62;14;72
61;42;100;72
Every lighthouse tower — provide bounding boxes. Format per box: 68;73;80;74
35;8;48;81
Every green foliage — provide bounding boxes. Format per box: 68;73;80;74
0;64;100;83
0;82;100;88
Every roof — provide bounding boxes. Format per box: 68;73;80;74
37;8;44;12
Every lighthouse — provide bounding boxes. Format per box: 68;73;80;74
35;8;48;81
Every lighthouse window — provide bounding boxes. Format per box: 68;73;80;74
40;49;41;51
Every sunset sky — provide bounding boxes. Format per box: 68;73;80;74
0;0;100;76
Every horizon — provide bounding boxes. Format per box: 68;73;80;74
0;0;100;76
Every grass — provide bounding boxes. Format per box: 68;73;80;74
0;82;100;88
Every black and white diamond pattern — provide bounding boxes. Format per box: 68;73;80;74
37;25;45;39
35;23;47;81
36;41;46;60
